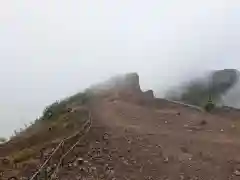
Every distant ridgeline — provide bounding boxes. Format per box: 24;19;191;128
166;69;239;107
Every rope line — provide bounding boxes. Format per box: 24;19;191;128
50;118;92;179
28;111;92;180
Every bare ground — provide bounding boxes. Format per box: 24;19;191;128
2;96;240;180
55;98;240;180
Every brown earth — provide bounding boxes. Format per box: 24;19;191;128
55;97;240;180
2;73;240;179
20;95;240;180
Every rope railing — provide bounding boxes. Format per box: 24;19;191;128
28;141;64;180
28;112;92;180
50;119;92;179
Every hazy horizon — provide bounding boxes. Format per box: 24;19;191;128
0;0;240;137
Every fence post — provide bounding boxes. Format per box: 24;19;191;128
61;142;65;167
38;168;46;180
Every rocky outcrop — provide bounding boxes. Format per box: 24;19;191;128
88;73;154;103
89;73;141;94
105;72;141;93
143;90;155;99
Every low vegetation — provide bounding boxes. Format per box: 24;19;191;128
204;99;216;112
8;90;93;143
11;148;35;164
0;137;7;143
41;91;92;121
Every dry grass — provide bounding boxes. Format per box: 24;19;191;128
11;148;36;164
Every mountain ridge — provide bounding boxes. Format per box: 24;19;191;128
1;72;240;179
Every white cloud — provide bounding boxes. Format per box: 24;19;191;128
0;0;239;137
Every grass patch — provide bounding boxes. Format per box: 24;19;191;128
41;91;91;121
11;148;35;164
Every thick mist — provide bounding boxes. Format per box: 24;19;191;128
165;69;239;107
0;0;240;137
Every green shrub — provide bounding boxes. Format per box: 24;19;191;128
204;100;215;112
41;91;91;121
0;137;7;143
42;101;64;120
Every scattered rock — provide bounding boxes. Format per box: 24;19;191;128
144;176;154;180
79;167;87;172
89;166;97;173
180;146;188;153
234;170;240;176
163;157;169;163
179;174;185;180
123;159;129;165
231;124;236;128
200;120;207;126
178;153;193;162
74;157;84;166
103;133;109;141
46;166;52;173
127;139;132;144
188;126;203;131
99;174;104;178
84;160;88;164
1;157;10;165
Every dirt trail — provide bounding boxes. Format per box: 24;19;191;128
52;98;240;180
4;72;240;179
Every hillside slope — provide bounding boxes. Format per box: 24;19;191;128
1;73;240;180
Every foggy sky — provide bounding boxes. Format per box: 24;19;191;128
0;0;239;137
